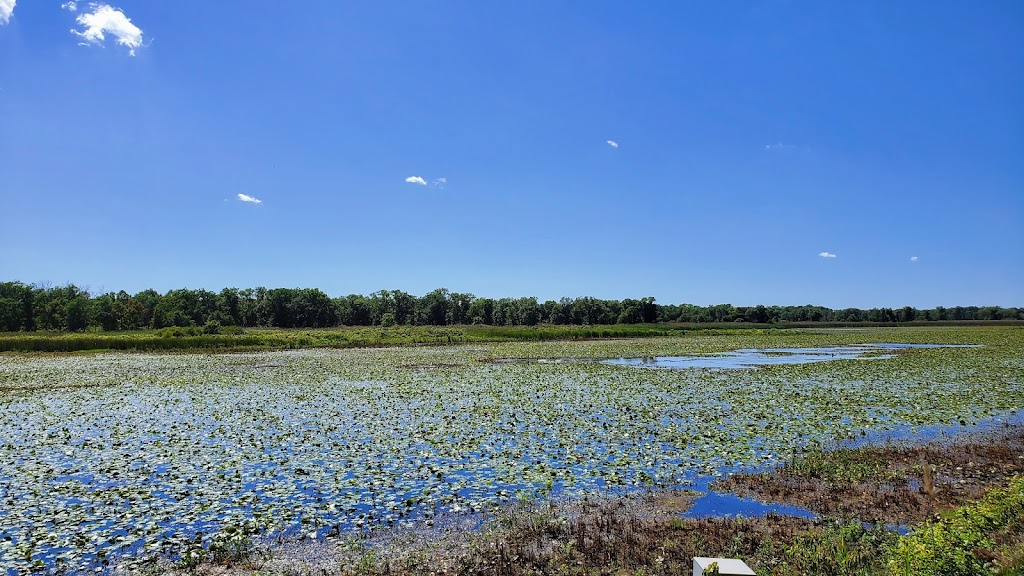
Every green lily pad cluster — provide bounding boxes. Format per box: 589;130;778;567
0;327;1021;574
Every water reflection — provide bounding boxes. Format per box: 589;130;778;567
604;343;979;370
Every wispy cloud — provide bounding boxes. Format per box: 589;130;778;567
432;177;447;189
0;0;15;25
818;251;837;259
71;4;144;56
237;193;262;204
910;256;918;263
606;140;619;148
765;142;797;151
405;176;427;186
61;1;77;11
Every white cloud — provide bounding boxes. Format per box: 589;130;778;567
61;1;78;11
818;251;837;259
432;177;447;188
765;142;797;151
237;193;262;204
606;140;619;148
405;176;427;185
0;0;15;25
910;256;918;262
71;4;144;56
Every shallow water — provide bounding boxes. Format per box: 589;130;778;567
682;489;817;520
603;343;978;370
845;406;1024;449
683;470;818;520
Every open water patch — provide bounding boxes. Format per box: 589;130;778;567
681;474;817;520
682;491;817;520
603;343;979;370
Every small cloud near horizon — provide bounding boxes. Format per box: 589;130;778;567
910;256;919;262
432;177;447;188
818;251;837;259
405;176;427;185
0;0;15;25
606;140;619;148
765;142;797;151
71;4;144;56
237;193;262;204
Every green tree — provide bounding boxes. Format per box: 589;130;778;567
392;290;416;325
640;297;658;323
216;288;243;326
419;288;451;326
91;293;118;331
293;288;337;327
618;299;643;324
0;281;34;331
467;297;494;325
899;306;917;322
112;291;146;330
512;297;540;326
132;289;162;328
152;289;214;328
343;294;372;325
65;294;91;332
448;292;475;325
368;290;394;326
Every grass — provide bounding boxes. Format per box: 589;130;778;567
3;321;1020;354
782;445;903;486
0;324;730;353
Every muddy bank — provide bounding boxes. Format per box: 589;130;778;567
713;424;1024;525
148;490;887;576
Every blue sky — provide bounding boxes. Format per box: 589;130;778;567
1;1;1021;308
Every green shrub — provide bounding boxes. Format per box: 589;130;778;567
886;475;1024;575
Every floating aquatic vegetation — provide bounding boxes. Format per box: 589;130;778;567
0;327;1021;574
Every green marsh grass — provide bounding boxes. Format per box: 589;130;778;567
0;324;689;353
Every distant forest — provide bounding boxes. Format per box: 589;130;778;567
0;281;1021;332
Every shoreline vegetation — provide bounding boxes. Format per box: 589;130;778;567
3;280;1020;353
152;424;1024;576
2;281;1022;334
3;322;1023;354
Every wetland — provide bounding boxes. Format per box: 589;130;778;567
1;326;1022;574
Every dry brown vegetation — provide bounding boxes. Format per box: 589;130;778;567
145;490;889;576
713;424;1024;525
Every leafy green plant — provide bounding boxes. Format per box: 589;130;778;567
886;475;1024;575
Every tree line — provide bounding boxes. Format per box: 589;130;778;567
0;281;1021;333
